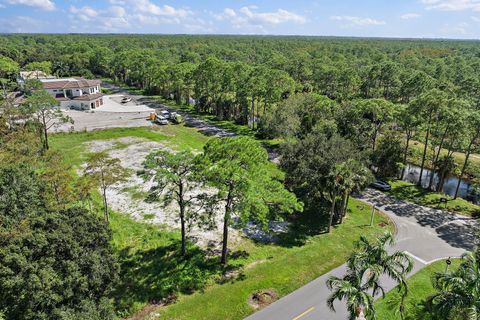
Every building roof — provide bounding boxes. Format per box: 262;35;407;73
40;78;101;90
71;93;104;101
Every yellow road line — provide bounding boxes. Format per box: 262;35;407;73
292;307;315;320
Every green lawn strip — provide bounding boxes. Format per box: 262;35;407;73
386;179;480;217
375;258;461;320
158;199;393;320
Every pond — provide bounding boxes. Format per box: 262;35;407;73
402;163;476;201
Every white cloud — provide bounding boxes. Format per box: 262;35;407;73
238;7;306;25
420;0;480;11
69;5;130;32
330;15;386;26
0;15;46;32
214;6;306;29
472;15;480;21
401;13;422;19
6;0;55;11
69;6;98;22
134;0;192;18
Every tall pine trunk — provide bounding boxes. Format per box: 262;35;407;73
401;135;411;180
328;190;337;233
221;186;234;265
418;116;432;187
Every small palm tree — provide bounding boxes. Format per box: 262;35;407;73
427;251;480;319
327;232;414;319
327;266;376;320
349;232;413;297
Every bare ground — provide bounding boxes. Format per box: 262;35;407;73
84;137;243;248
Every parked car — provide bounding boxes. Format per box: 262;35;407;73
169;112;183;124
154;115;168;125
158;110;170;118
370;180;392;191
121;96;132;103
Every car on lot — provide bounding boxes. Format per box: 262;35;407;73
121;96;132;103
370;180;392;191
154;115;168;125
169;112;183;124
157;110;170;118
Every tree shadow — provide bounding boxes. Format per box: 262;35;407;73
112;240;242;315
276;203;330;247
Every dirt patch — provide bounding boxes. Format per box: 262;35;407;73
84;137;240;249
248;289;278;310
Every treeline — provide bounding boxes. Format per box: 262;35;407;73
1;35;480;124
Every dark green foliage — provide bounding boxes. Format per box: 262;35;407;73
372;132;404;178
0;207;119;320
0;165;46;227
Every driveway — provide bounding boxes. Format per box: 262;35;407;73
245;188;476;320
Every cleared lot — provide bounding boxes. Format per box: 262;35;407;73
54;94;154;132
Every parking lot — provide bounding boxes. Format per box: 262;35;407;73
54;94;155;132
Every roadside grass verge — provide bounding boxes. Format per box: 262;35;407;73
375;258;461;320
386;179;480;217
158;199;393;320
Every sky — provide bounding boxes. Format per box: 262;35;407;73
0;0;480;39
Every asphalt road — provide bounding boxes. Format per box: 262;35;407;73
245;188;476;320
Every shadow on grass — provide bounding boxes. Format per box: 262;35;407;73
112;240;243;316
277;203;331;247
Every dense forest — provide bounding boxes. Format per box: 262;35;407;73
1;34;480;320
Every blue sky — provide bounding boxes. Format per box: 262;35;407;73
0;0;480;38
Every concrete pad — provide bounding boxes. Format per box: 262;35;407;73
96;94;154;113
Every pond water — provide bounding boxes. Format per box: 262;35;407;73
402;163;475;201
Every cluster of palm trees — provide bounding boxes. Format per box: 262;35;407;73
329;232;480;320
427;251;480;320
327;232;413;319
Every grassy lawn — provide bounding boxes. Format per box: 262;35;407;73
49;126;211;167
386;179;480;217
158;200;393;320
376;258;461;320
50;126;393;319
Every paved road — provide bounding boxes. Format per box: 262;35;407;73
245;189;476;320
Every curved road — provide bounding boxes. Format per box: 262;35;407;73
245;188;476;320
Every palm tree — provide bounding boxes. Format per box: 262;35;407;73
327;266;376;320
349;232;413;297
327;232;414;319
427;251;480;319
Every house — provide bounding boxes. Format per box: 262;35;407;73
39;78;104;110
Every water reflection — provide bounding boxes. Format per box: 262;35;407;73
402;164;473;200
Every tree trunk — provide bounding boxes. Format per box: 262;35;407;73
401;135;411;180
42;113;49;150
221;185;234;265
418;117;431;186
102;185;109;223
328;190;337;233
454;132;478;199
428;126;449;190
179;182;186;257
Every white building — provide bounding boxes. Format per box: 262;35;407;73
40;78;104;110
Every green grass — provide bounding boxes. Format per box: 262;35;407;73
386;179;480;217
49;126;210;167
49;123;392;319
376;258;461;320
158;199;393;320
